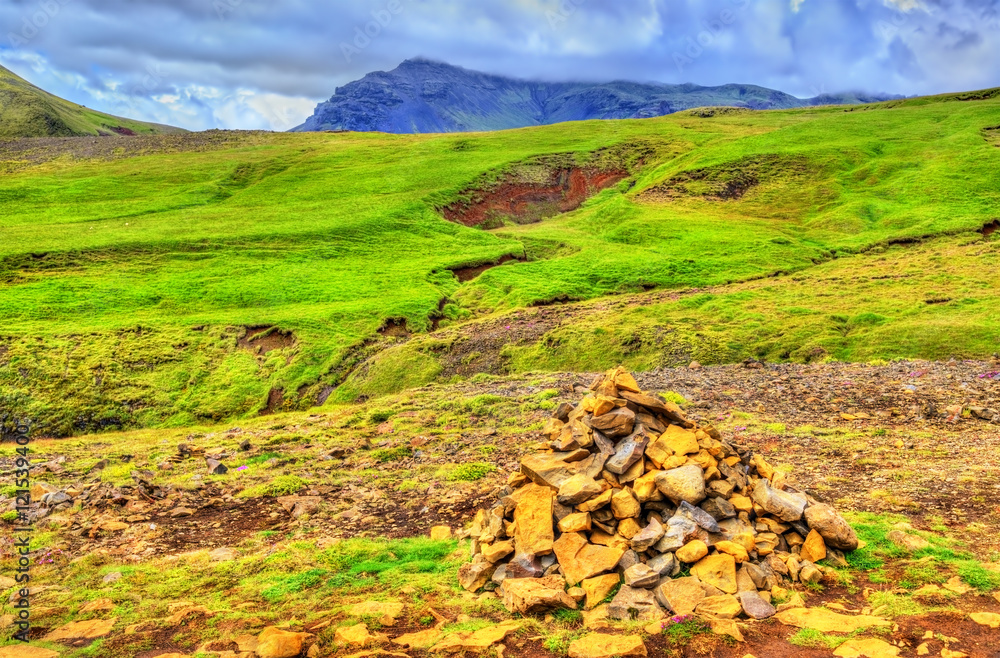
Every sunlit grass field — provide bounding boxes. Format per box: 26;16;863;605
2;90;999;434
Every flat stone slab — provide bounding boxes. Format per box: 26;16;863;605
833;637;900;658
568;633;646;658
0;646;61;658
775;607;891;633
43;617;118;641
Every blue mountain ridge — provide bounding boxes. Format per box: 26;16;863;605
292;58;899;133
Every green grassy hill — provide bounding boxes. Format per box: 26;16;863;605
1;89;999;435
0;64;184;138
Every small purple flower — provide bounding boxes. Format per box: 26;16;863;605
237;465;249;471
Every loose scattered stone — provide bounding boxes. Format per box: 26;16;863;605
737;591;776;620
623;564;659;589
393;629;442;649
804;503;859;551
581;574;621;610
676;540;709;563
0;647;60;658
697;594;743;619
691;554;738;594
970;611;1000;628
775;607;890;633
833;638;900;658
608;586;664;621
887;529;930;551
256;628;313;658
335;624;373;647
42;618;118;641
501;576;576;614
655;576;705;616
567;633;646;658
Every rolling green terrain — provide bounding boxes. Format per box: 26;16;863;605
1;90;999;435
0;64;184;138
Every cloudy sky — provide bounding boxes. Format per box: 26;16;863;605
1;0;998;131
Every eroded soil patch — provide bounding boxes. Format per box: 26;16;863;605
378;318;411;337
441;166;626;228
238;326;295;354
983;219;999;238
448;254;526;282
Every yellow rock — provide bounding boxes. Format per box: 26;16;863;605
590;529;628;550
553;532;626;586
577;489;614;513
582;605;610;630
101;521;130;532
941;650;968;658
482;541;515;564
593;396;617;416
611;488;641;519
559;512;593;533
632;471;662;503
613;370;642;394
581;574;621;610
714;541;749;563
943;575;972;595
751;454;774;480
776;592;806;611
696;594;742;619
691;554;738;594
911;584;943;598
676;540;709;563
832;637;900;658
258;627;314;658
617;518;641;539
336;624;374;647
970;611;1000;628
43;618;118;641
430;525;452;540
433;621;522;653
0;647;60;658
799;530;827;563
707;617;744;642
514;484;554;556
567;633;646;658
646;426;700;467
916;642;930;656
80;597;115;613
775;608;891;633
729;495;753;512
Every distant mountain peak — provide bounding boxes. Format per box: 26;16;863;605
292;59;899;134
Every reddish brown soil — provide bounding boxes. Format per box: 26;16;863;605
441;168;627;227
449;254;526;283
260;387;284;415
983;220;999;238
237;326;296;354
378;318;411;337
151;496;284;553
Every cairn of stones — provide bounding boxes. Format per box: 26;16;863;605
459;367;859;623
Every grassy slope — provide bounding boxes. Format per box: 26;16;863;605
1;91;999;434
0;64;184;138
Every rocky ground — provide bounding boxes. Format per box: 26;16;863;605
0;360;998;657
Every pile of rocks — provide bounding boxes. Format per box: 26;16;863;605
459;367;859;628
